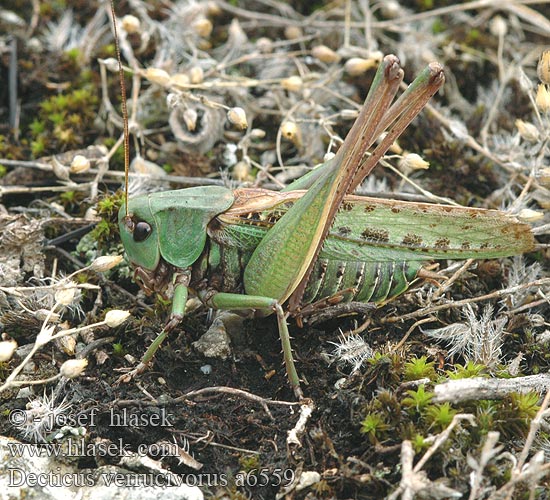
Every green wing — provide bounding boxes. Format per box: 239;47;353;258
215;189;535;263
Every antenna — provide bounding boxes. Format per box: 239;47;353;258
109;0;130;217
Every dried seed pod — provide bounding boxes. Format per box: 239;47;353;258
170;73;190;87
183;108;198;132
518;208;544;222
250;128;266;139
142;68;171;86
101;58;120;73
515;119;540;142
256;37;273;54
55;284;78;306
281;75;303;92
105;310;131;328
69;154;90;174
400;152;429;171
341;109;359;120
122;14;140;34
284;25;302;40
90;255;123;272
0;339;17;362
489;16;507;37
189;66;204;84
60;358;88;378
193;18;213;38
227;107;248;130
280;121;302;147
344;57;378;76
537;50;550;84
381;1;403;18
35;310;61;323
311;45;340;64
233;160;250;181
536;84;550;113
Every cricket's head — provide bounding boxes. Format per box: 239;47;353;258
119;186;234;275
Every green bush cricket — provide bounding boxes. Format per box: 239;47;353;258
112;18;535;397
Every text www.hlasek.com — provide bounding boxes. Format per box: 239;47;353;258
7;438;177;459
8;467;230;488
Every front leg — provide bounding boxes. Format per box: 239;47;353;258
200;291;303;399
115;282;188;384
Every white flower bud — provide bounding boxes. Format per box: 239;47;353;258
518;208;544;222
536;84;550;113
250;128;266;139
105;310;131;328
226;107;248;130
344;57;377;76
60;358;88;378
90;255;123;272
400;153;429;171
189;66;204;84
341;109;359;120
490;16;507;37
0;339;17;362
311;45;340;64
69;155;90;174
537;50;550;85
101;58;120;73
142;68;171;87
381;1;402;18
193;18;213;38
122;14;140;34
515;119;540;142
281;76;303;92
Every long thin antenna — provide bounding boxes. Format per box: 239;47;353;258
110;0;130;217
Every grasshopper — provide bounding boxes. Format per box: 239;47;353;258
116;54;535;398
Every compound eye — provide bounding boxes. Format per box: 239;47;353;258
133;221;152;242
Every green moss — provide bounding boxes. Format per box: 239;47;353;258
404;356;436;381
426;403;457;431
238;455;260;472
360;413;389;443
447;361;488;379
29;84;98;158
411;433;430;453
402;385;434;414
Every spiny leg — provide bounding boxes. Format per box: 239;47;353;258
202;292;303;399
